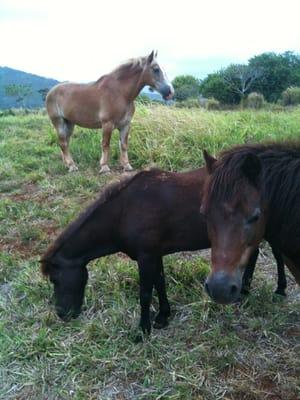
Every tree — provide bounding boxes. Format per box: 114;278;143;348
222;64;263;104
5;84;32;107
172;75;201;101
249;51;300;102
38;87;50;102
200;72;240;104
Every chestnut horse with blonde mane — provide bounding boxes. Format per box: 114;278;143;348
46;51;174;173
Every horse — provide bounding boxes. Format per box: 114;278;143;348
201;142;300;304
41;167;286;333
46;51;174;173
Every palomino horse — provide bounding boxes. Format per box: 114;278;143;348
46;51;174;173
41;167;286;334
201;142;300;304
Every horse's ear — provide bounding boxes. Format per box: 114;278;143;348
203;150;217;174
241;153;262;186
154;50;158;58
147;50;155;64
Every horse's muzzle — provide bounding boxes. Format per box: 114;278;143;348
205;270;241;304
56;305;81;321
157;83;174;100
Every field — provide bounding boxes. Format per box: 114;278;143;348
0;105;299;400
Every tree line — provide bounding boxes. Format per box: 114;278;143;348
172;51;300;106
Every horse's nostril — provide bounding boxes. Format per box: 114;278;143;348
230;284;238;295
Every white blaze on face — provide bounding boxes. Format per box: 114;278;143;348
161;65;174;98
152;58;174;99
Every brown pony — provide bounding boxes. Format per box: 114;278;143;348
201;142;300;304
41;167;286;334
46;51;174;173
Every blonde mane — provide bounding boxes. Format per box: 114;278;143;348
111;56;148;79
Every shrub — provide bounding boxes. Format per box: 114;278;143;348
174;98;200;109
247;92;265;109
281;86;300;105
206;98;220;110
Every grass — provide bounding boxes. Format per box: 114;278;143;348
0;104;299;399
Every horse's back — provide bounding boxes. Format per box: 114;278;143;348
118;168;209;255
46;82;103;128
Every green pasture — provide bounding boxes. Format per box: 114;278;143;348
0;105;299;399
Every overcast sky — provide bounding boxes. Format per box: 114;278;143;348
1;0;300;82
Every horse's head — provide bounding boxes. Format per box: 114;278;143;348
142;51;174;100
201;149;266;304
41;256;88;321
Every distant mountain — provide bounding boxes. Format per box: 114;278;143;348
0;67;59;109
141;87;164;102
0;67;164;109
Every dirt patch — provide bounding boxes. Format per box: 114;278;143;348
8;183;41;202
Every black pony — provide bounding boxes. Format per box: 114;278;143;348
41;167;286;333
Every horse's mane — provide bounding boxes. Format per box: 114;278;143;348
94;57;146;83
206;142;300;217
41;169;161;275
110;57;147;80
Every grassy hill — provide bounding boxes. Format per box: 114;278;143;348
0;66;59;109
0;105;299;399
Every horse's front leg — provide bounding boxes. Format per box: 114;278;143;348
271;246;286;296
119;124;133;172
137;253;156;334
241;248;259;294
100;122;113;173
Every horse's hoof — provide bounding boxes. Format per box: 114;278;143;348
274;289;286;297
153;319;168;329
272;291;286;302
68;164;78;172
99;165;111;174
153;313;169;329
123;163;133;172
241;289;250;296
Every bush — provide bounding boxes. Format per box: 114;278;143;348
172;75;201;101
206;98;220;110
174;98;200;108
200;73;240;105
281;86;300;105
247;92;265;109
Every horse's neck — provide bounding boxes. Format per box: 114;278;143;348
109;68;145;102
122;76;145;101
54;206;121;266
263;165;300;253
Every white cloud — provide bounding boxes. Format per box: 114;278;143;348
1;0;300;81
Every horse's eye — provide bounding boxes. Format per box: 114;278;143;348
247;209;261;224
153;67;160;74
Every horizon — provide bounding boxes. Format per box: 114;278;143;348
1;48;299;85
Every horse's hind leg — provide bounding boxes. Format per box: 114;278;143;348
271;246;287;296
52;117;77;172
153;257;170;329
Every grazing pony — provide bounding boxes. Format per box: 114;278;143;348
41;167;286;333
46;51;174;173
201;142;300;304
